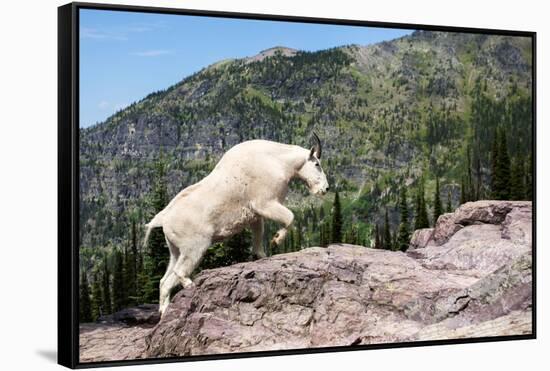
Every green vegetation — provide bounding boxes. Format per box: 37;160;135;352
331;191;343;243
397;188;410;252
433;178;442;223
414;180;430;230
79;271;92;323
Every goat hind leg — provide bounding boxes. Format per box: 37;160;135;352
160;238;179;287
158;238;181;316
159;271;179;316
251;217;266;258
171;236;211;289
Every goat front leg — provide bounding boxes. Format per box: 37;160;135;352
253;201;294;246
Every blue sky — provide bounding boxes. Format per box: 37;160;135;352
79;9;413;128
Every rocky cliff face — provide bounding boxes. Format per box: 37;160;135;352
79;201;532;362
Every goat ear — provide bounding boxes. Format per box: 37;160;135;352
312;132;322;159
309;146;316;159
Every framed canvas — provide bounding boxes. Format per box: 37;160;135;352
58;2;536;368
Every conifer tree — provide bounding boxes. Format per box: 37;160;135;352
383;209;391;250
125;217;138;306
374;224;381;249
497;129;511;199
433;178;442;223
466;144;474;201
446;189;453;213
112;248;126;311
491;129;512;200
490;129;500;196
415;182;429;229
289;229;296;251
392;228;400;251
124;246;137;307
510;156;525;200
331;191;343;243
397;188;410;252
79;270;92;323
294;220;302;251
319;204;325;222
136;251;148;304
379;224;385;249
318;223;325;247
101;255;112;314
460;177;467;205
91;269;103;321
345;223;359;245
472;142;482;200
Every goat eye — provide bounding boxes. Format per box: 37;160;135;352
315;163;320;167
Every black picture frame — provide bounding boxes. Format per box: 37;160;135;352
58;2;537;369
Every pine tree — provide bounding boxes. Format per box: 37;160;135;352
331;191;343;243
472;141;482;200
345;223;359;245
383;209;391;250
91;269;103;321
491;129;512;200
79;270;92;323
465;144;474;201
392;228;399;251
101;255;112;314
124;247;137;307
433;177;442;223
374;224;381;249
497;130;511;199
125;217;138;306
415;182;429;229
460;176;467;205
286;229;294;253
510;156;525;200
490;129;500;197
397;188;410;252
446;189;452;213
294;220;302;251
318;223;325;247
112;248;126;311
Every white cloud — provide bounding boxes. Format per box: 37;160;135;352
130;49;174;57
81;27;127;41
98;100;110;110
80;21;168;41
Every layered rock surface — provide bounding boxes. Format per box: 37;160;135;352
79;201;533;362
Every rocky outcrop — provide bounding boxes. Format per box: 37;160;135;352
80;201;533;361
409;201;532;275
80;322;152;363
79;305;159;362
409;228;434;249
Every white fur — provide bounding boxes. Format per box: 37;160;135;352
144;139;329;316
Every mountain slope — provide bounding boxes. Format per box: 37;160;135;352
79;30;532;260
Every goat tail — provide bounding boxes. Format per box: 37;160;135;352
143;211;164;249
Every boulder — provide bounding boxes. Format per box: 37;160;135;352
429;201;531;246
110;304;160;325
409;228;434;249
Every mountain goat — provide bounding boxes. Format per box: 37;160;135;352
144;133;329;316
